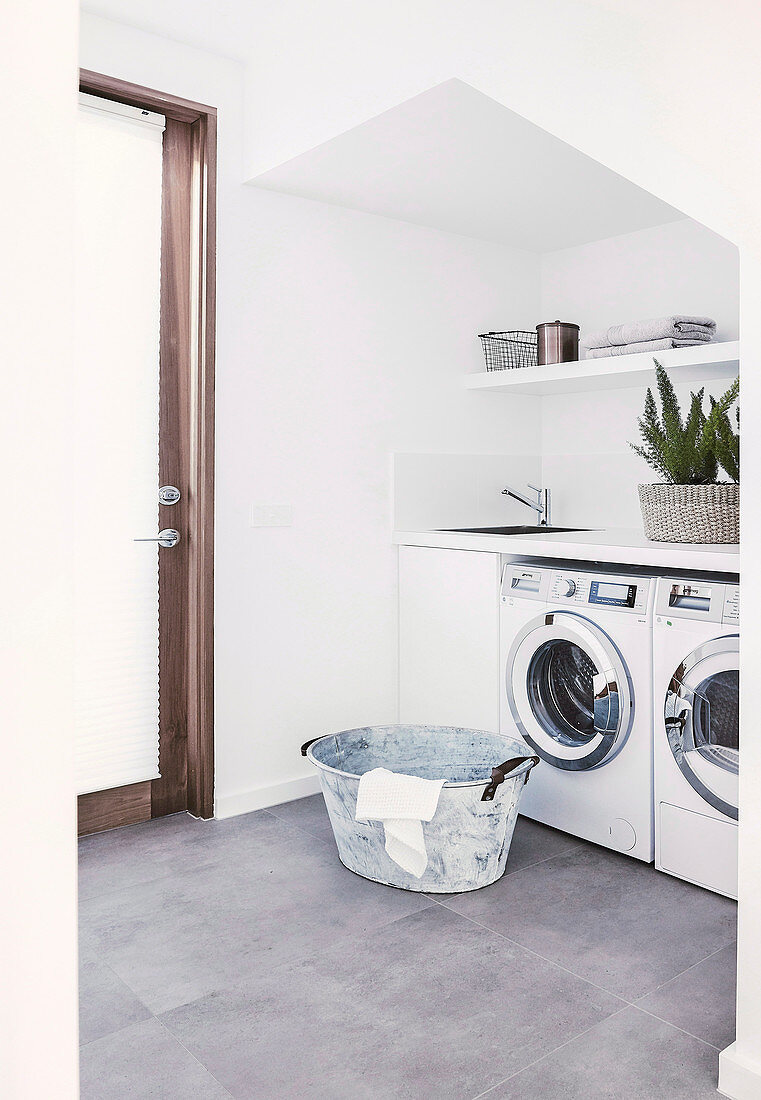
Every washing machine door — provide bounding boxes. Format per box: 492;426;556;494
506;611;633;771
664;635;739;821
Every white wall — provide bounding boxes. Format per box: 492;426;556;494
216;194;540;814
80;13;542;816
539;218;740;528
541;219;740;347
1;2;80;1097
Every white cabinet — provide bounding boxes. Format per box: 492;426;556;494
399;545;501;731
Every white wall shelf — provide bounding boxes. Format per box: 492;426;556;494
465;340;740;396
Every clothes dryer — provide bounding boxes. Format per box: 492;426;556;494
653;577;739;898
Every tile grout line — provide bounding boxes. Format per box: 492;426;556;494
429;868;736;1010
502;839;588;874
78;960;155;1050
468;1004;634;1100
467;1001;723;1100
263;806;333;844
78;1015;159;1052
84;896;441;1036
464;951;731;1100
633;1003;724;1052
154;1017;237;1097
634;939;736;1002
429;900;633;1005
424;841;589;907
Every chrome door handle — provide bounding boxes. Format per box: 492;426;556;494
134;529;181;548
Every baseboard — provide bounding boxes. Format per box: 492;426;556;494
718;1042;761;1099
215;774;321;819
78;780;152;836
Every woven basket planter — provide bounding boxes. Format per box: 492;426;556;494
638;483;739;544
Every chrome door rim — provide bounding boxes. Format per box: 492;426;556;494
506;612;633;771
665;635;739;820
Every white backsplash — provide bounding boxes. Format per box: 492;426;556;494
393;453;542;530
541;451;650;529
394;448;658;532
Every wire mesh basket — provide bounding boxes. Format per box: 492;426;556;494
479;330;538;371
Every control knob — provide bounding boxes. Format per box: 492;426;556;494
561;578;577;597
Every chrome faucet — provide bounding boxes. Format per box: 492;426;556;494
501;483;551;526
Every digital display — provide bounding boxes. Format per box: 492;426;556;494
589;580;636;607
596;582;630;600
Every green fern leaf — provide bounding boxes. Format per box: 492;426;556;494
628;362;739;486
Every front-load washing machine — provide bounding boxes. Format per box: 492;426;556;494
653;576;739;898
500;561;655;861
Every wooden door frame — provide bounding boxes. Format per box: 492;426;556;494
77;71;216;834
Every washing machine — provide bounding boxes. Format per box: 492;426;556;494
653;577;739;898
500;561;655;860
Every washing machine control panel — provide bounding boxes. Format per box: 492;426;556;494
654;579;740;625
502;563;652;613
524;569;650;613
548;570;649;613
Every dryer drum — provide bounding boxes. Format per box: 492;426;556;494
693;670;739;755
665;658;739;821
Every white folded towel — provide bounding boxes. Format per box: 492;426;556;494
582;315;716;350
355;767;445;878
585;337;711;359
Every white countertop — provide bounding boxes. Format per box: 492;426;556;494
393;527;740;574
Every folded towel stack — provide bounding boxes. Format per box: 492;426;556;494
582;315;716;359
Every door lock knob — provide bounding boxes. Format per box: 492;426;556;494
158;485;181;506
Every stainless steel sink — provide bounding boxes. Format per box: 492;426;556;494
439;526;592;535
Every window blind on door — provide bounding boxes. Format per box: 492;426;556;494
73;95;165;796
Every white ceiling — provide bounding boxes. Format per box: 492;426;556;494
251;80;685;253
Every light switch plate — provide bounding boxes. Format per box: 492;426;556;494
250;504;293;527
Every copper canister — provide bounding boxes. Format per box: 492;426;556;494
537;320;580;365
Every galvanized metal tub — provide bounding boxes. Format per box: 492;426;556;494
302;725;538;893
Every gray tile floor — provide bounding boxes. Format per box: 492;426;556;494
79;796;737;1099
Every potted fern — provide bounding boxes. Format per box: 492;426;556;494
631;361;739;543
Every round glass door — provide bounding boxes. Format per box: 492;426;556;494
665;636;739;820
506;612;632;770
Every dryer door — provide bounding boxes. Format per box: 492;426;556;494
505;612;633;770
665;635;739;820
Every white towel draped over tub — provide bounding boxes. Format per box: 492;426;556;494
355;767;446;877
